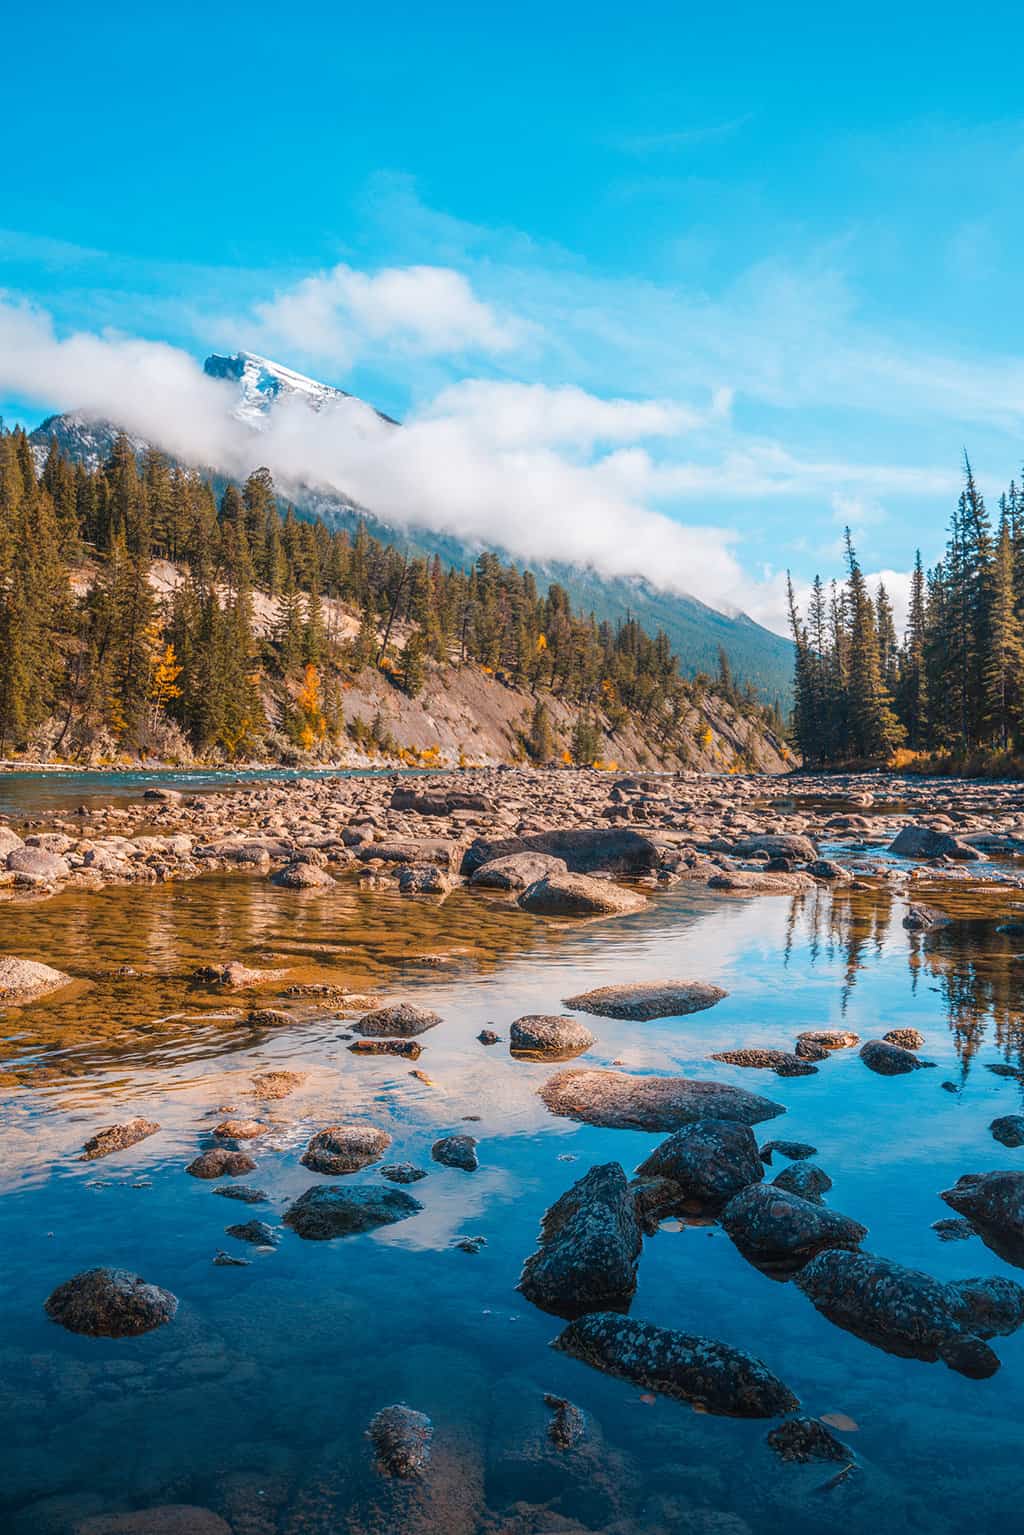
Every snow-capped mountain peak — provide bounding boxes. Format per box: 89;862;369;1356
203;352;397;428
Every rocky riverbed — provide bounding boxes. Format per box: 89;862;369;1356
4;768;1024;1533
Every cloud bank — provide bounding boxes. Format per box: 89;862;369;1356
0;289;939;633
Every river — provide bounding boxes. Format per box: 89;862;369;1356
0;779;1022;1533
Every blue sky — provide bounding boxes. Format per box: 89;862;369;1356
3;0;1023;631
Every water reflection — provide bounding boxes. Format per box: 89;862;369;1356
3;874;1024;1532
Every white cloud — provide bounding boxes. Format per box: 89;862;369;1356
251;263;524;368
0;297;950;639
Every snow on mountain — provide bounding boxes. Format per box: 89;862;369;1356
202;352;398;427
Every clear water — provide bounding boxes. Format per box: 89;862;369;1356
2;871;1024;1533
0;766;412;819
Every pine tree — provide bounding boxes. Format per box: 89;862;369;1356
984;514;1024;749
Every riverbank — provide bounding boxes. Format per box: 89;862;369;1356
2;765;1024;916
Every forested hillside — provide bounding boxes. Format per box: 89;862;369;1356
788;459;1024;769
0;425;790;770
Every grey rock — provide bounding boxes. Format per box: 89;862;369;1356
45;1267;177;1337
0;953;72;1003
767;1417;851;1464
518;1162;642;1318
225;1219;279;1246
212;1184;269;1204
355;1003;442;1038
432;1134;479;1171
186;1148;256;1180
760;1140;817;1164
470;852;568;890
794;1029;858;1059
635;1120;763;1212
772;1163;832;1204
860;1039;935;1074
283;1184;423;1239
509;1014;596;1060
992;1115;1024;1148
710;1047;817;1078
941;1171;1024;1263
796;1248;1024;1377
720;1183;866;1275
883;1027;925;1049
540;1068;785;1131
381;1162;428;1184
301;1124;392;1175
368;1403;433;1477
398;864;451;894
563;979;727;1021
463;827;662;877
518;872;648;918
543;1393;586;1451
269;860;335;888
553;1312;799;1418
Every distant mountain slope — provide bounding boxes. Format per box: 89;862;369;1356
28;349;793;703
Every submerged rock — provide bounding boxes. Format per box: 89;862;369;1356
509;1014;596;1061
518;872;648;918
710;1047;817;1078
795;1249;1024;1377
720;1184;866;1275
0;953;72;1003
225;1219;279;1246
859;1039;935;1075
283;1184;423;1239
212;1184;269;1204
45;1267;177;1337
772;1163;832;1204
706;869;815;893
80;1118;160;1162
540;1068;785;1131
553;1312;799;1418
250;1069;306;1099
760;1140;817;1164
941;1171;1024;1263
301;1124;392;1174
544;1393;586;1451
350;1037;423;1059
767;1417;851;1464
432;1134;479;1171
186;1148;256;1180
635;1120;763;1212
355;1003;442;1038
398;864;451;894
518;1162;642;1318
933;1216;975;1241
368;1403;434;1477
74;1506;231;1534
990;1115;1024;1149
563;979;727;1021
381;1162;428;1184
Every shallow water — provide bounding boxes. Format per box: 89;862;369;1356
3;873;1024;1533
0;765;410;819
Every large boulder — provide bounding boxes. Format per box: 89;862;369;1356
720;1183;866;1275
7;846;70;881
889;825;981;860
462;827;663;877
564;979;727;1021
518;873;647;918
941;1171;1024;1263
706;869;815;893
355;1003;442;1038
358;839;462;869
391;787;491;815
553;1312;798;1418
270;860;335;888
470;852;568;890
186;1148;256;1179
301;1124;392;1175
795;1249;1024;1377
283;1184;423;1239
45;1267;177;1337
509;1015;596;1060
635;1120;763;1212
0;954;72;1004
518;1163;642;1318
540;1068;785;1131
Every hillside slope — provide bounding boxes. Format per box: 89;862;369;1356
28;348;794;701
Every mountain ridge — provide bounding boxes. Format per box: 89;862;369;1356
28;349;794;702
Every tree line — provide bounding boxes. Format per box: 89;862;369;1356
787;458;1024;765
0;424;782;764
